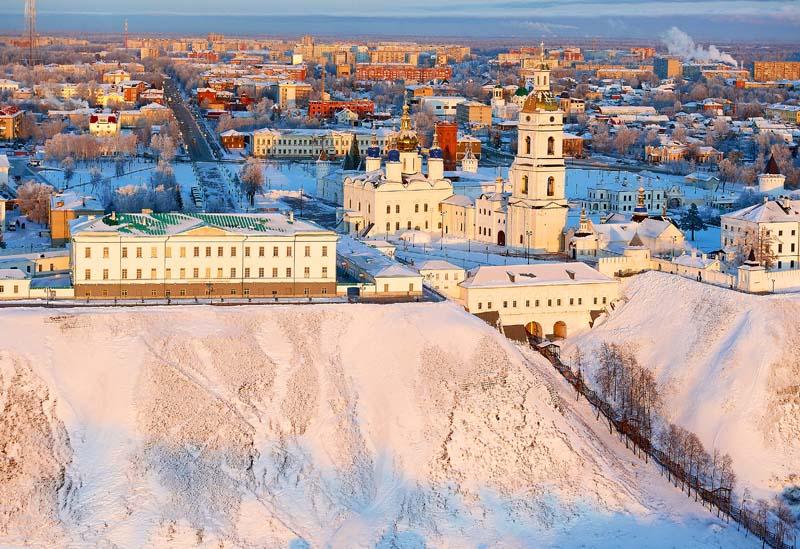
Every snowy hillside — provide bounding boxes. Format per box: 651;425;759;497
0;302;750;547
567;271;800;501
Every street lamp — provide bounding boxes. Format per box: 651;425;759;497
526;230;533;264
440;211;445;250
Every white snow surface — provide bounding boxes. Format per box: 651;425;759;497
566;271;800;500
0;302;752;547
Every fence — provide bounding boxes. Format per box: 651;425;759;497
535;344;795;549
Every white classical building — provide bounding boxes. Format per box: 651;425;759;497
459;262;620;340
722;197;800;271
342;104;454;236
70;211;338;299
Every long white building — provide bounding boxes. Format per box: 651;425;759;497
70;211;338;299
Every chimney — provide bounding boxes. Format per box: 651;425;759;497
141;208;153;214
288;210;295;223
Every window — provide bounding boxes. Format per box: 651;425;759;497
547;177;555;197
525;135;531;155
593;297;598;305
217;268;223;278
84;247;91;258
205;246;211;257
151;247;157;258
570;298;574;305
305;245;311;257
259;246;265;257
602;297;607;304
122;247;128;258
273;246;279;257
136;269;142;279
136;247;142;258
304;266;310;278
180;247;186;258
395;205;400;213
258;267;265;278
193;268;199;278
272;267;278;278
231;268;236;278
548;299;552;307
205;268;211;278
322;266;328;278
217;246;224;257
180;268;185;278
180;289;186;296
165;268;171;279
557;299;561;306
121;290;127;297
244;267;250;278
193;247;200;257
165;247;172;259
521;175;528;194
503;301;508;308
386;205;391;214
547;136;554;155
478;302;483;310
245;247;250;257
102;269;109;280
231;247;237;257
487;302;492;309
424;203;429;212
102;247;109;259
150;268;157;279
415;204;419;213
322;246;328;257
286;267;292;277
286;247;292;257
122;269;128;279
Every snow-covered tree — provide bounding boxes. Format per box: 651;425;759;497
239;158;264;207
16;181;54;224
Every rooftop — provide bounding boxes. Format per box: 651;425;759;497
460;262;614;289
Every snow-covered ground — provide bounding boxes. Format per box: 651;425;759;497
0;302;752;547
566;271;800;502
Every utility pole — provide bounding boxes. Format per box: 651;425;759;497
124;18;129;49
25;0;37;66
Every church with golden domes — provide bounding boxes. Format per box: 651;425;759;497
342;104;454;236
342;46;568;253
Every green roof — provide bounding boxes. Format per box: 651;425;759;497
102;212;275;236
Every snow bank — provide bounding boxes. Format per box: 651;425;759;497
0;302;750;547
567;271;800;499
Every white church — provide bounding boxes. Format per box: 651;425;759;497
340;49;570;255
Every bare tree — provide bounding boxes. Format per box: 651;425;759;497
16;181;54;224
239;157;264;207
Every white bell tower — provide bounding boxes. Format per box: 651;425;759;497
506;46;568;254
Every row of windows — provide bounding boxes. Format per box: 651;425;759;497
0;284;21;294
476;295;608;311
95;287;330;298
385;220;433;232
88;245;328;260
85;266;329;280
723;225;797;238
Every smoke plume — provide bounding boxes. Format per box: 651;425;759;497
662;27;737;67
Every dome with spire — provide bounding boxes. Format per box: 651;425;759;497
396;103;419;153
522;90;558;113
428;130;443;159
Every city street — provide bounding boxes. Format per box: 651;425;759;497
163;77;217;162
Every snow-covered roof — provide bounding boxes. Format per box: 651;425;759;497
0;268;27;280
337;236;420;280
672;253;718;270
723;199;800;224
49;192;104;212
416;260;462;271
460;262;614;289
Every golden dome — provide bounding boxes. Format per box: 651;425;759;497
522;90;558;113
397;102;419;152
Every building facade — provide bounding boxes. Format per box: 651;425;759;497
70;211;338;299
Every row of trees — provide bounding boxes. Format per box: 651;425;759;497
44;133;138;162
571;343;797;548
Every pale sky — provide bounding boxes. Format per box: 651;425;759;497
5;0;799;20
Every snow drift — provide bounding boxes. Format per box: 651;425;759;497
567;271;800;500
0;302;749;547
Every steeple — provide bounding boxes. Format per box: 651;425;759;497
365;130;382;172
632;186;649;222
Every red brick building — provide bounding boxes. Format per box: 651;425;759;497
435;121;458;171
254;63;308;80
308;99;375;119
355;64;452;83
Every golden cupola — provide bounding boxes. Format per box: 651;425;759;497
396;103;419;152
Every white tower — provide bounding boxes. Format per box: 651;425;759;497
758;154;786;193
461;141;478;173
506;47;568;254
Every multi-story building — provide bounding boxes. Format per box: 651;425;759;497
722;198;800;271
251;128;394;160
272;81;313;109
308;99;375;119
654;56;682;79
459;262;620;341
70;211;338;299
49;192;105;247
0;106;23;141
418;96;466;119
354;64;452;83
765;104;800;124
455;100;492;127
89;112;121;136
753;61;800;82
